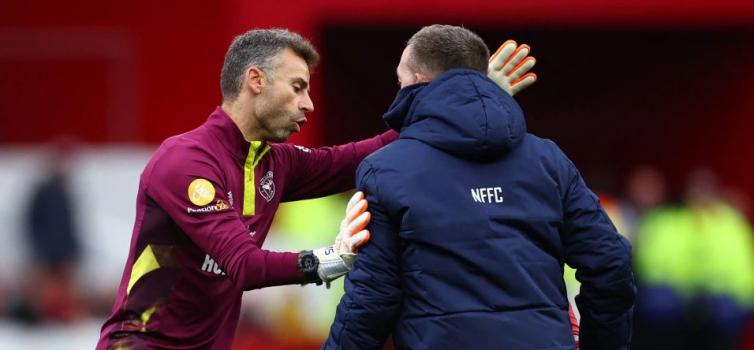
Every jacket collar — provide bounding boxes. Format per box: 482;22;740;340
205;106;255;163
383;82;429;132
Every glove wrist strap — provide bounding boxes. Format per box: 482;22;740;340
313;245;351;286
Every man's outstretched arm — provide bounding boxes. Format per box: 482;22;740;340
282;131;398;201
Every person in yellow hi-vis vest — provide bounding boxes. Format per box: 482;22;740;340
633;170;754;350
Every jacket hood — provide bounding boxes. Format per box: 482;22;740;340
383;69;527;161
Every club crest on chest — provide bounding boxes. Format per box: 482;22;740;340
259;171;275;202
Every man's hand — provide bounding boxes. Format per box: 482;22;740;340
312;191;371;287
336;191;371;253
487;40;537;96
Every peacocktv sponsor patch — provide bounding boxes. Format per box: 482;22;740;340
187;199;231;214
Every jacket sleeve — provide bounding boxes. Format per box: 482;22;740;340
282;130;398;201
323;160;402;350
561;160;636;350
144;145;300;291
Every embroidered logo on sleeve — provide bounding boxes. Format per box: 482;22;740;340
259;171;275;202
188;178;215;206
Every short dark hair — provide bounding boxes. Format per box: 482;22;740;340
220;28;319;101
406;25;489;78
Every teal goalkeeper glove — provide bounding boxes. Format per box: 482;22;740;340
487;40;537;96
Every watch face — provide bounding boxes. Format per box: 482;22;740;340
301;254;317;271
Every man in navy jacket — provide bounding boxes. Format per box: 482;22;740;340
324;25;636;350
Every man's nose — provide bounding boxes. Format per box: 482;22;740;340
300;92;314;113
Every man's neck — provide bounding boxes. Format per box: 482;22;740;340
221;100;264;142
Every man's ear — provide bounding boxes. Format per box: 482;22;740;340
246;67;266;94
414;72;431;84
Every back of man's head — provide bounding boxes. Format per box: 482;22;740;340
406;25;489;79
220;28;319;102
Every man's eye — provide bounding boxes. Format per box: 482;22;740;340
293;85;302;92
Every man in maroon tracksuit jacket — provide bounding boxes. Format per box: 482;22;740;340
97;29;395;349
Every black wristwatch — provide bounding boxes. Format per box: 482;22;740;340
298;250;322;285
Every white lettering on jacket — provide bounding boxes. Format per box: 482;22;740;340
471;187;504;203
201;254;226;276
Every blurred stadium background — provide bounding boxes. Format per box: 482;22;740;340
1;0;754;349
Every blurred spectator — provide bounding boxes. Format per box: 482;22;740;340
8;139;83;324
633;168;754;350
621;165;668;241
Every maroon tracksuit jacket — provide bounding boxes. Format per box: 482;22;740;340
97;107;397;349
